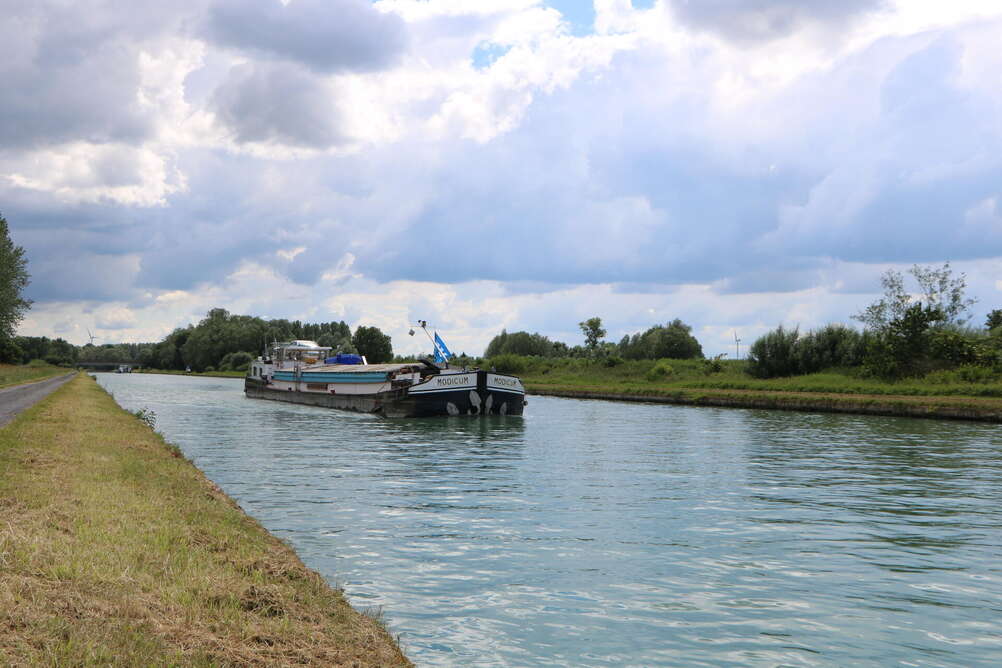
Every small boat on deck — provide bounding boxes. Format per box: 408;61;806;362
244;338;525;418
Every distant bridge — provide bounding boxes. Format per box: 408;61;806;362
76;362;141;371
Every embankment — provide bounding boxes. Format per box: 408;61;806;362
0;373;411;666
527;385;1002;422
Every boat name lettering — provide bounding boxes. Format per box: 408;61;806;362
437;375;470;387
492;376;520;387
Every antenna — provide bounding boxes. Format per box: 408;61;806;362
733;330;741;360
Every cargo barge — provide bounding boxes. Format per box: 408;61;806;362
244;339;525;417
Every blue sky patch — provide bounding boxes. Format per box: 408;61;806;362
545;0;596;35
472;41;512;70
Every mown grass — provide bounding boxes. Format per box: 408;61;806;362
0;373;411;667
0;363;69;389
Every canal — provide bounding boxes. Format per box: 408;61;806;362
96;373;1002;667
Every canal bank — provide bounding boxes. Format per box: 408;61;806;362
526;385;1002;422
0;373;410;666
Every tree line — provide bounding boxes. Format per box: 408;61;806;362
484;317;704;362
3;308;395;372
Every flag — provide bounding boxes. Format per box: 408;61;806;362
433;332;453;362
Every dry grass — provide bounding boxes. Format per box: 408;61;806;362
0;374;411;667
0;363;68;389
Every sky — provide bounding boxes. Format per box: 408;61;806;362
4;0;1002;357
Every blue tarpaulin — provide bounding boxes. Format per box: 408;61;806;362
326;353;364;365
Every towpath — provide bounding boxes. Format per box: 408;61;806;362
0;372;75;428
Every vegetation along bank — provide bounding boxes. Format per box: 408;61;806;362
0;373;411;667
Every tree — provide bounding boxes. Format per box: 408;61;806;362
854;263;975;331
986;309;1002;332
864;303;945;378
0;215;32;355
579;317;606;352
352;325;392;363
484;330;557;357
620;319;703;360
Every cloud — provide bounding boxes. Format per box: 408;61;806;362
210;61;345;147
9;0;1002;357
0;1;207;150
205;0;407;73
666;0;888;42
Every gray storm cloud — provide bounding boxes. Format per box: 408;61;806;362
667;0;887;41
4;0;1002;310
205;0;408;73
211;62;344;147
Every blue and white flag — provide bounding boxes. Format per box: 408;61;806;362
433;332;453;362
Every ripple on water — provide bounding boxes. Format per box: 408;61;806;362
98;375;1002;667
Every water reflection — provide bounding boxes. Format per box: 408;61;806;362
97;374;1002;667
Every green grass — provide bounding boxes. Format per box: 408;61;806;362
509;357;1002;421
516;357;1002;398
0;373;411;667
0;362;69;389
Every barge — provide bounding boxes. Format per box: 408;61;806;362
244;339;525;417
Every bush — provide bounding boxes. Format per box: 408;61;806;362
27;358;50;368
604;355;624;367
645;360;674;382
488;354;528;375
132;408;157;430
701;354;725;375
746;326;800;378
795;324;865;373
0;338;24;364
957;364;998;384
219;351;254;372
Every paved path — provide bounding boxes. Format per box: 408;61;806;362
0;373;75;428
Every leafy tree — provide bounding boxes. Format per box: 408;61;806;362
746;325;801;378
484;330;557;357
854;263;975;331
619;319;703;360
352;325;392;363
864;303;945;378
0;215;32;358
579;317;606;352
986;309;1002;332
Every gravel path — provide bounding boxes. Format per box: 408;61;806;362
0;373;75;428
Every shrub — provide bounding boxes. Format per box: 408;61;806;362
957;364;998;384
746;326;800;378
27;358;50;368
132;408;157;430
489;354;527;375
219;351;254;372
645;360;674;382
795;324;865;373
604;355;624;367
0;338;24;364
701;354;726;375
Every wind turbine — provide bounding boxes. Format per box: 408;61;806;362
87;328;97;345
733;330;741;360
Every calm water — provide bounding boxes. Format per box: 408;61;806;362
96;373;1002;667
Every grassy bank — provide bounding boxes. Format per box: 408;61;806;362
0;363;69;389
514;358;1002;422
0;373;410;666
